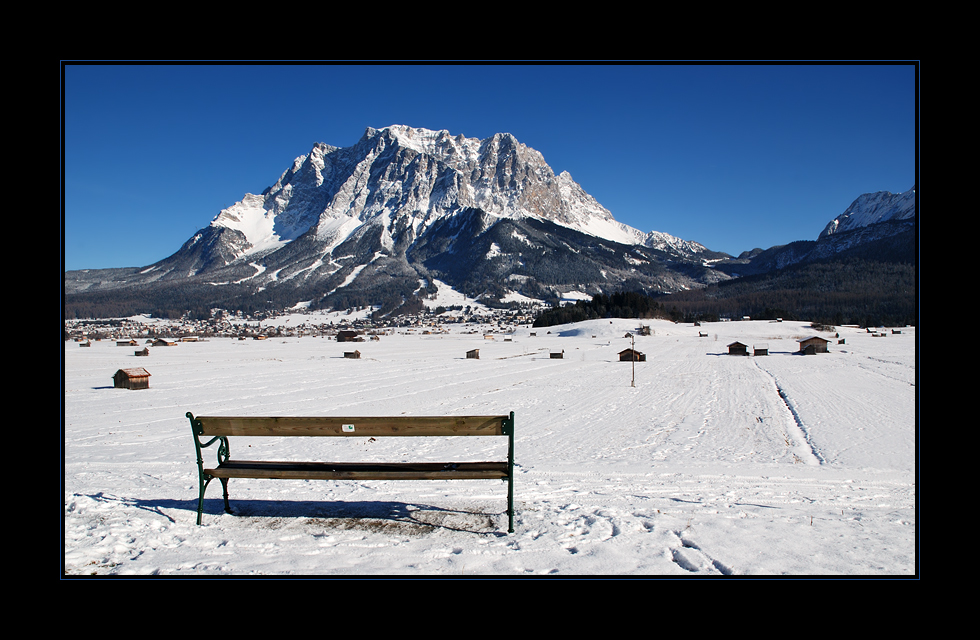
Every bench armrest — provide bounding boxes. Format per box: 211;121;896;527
188;412;230;467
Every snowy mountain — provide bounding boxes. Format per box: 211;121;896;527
203;125;709;265
819;186;916;238
710;186;917;279
63;126;914;319
65;126;726;315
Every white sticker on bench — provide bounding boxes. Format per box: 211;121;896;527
342;424;355;432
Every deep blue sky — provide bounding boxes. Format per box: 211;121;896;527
63;63;917;271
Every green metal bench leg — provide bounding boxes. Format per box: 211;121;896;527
506;411;515;533
220;478;231;514
508;479;514;533
197;476;213;525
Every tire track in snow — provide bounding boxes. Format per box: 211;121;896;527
753;360;823;465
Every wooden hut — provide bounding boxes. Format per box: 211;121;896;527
152;338;177;347
619;348;646;362
135;347;149;357
79;340;91;347
116;339;138;346
337;330;362;342
753;344;769;356
798;336;829;354
113;368;151;390
727;341;749;356
344;350;361;359
466;349;480;359
550;351;564;359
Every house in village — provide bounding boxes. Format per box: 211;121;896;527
619;348;646;362
727;341;749;356
113;368;151;390
798;336;830;354
466;349;480;359
337;330;363;343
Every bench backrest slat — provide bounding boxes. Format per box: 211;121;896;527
193;415;510;437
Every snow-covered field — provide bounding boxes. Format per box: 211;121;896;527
63;319;917;576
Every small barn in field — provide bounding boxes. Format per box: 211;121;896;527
116;339;138;346
113;368;151;390
798;336;830;354
727;341;749;356
344;350;361;359
466;349;480;359
550;351;564;359
135;347;149;357
619;348;646;362
152;338;177;347
753;344;769;356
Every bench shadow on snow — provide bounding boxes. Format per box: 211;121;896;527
200;498;505;535
113;495;506;536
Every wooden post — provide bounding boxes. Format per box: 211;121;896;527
626;333;635;387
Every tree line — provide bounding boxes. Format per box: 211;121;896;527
532;258;916;329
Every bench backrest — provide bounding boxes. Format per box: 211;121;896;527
188;413;514;438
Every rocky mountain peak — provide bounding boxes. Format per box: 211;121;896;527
65;126;736;316
819;186;916;238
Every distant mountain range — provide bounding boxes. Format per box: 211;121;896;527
64;125;916;320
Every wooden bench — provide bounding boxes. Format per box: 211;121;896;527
187;412;515;533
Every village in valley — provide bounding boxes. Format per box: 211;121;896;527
64;303;537;345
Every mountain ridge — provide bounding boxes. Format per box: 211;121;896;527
64;126;915;320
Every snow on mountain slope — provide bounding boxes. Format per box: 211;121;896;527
211;194;285;257
206;126;709;268
819;186;916;238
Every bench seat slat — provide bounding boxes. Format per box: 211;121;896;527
205;460;510;481
196;416;508;437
